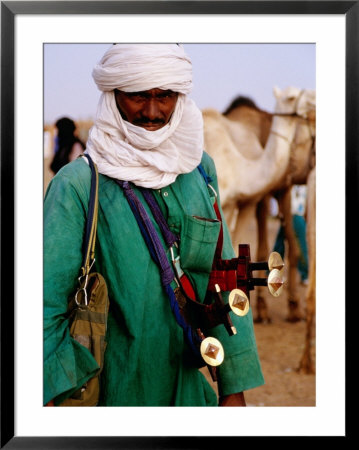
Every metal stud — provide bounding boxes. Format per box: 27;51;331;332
200;337;224;367
268;268;285;297
228;289;249;316
268;251;285;271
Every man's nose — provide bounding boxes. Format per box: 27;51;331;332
143;99;160;119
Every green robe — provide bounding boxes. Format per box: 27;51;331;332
43;152;264;406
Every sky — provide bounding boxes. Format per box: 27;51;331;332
44;43;315;125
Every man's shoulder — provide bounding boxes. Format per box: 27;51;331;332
54;157;91;185
46;157;92;200
200;151;216;178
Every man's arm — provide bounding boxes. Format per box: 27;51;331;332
219;392;246;407
43;162;99;405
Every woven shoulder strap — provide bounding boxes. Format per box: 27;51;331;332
197;163;213;185
81;154;99;277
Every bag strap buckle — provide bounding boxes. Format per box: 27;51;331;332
75;286;88;306
76;259;96;306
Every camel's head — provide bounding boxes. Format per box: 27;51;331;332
273;86;316;120
296;89;316;121
273;86;302;114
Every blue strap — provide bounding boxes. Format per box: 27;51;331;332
140;188;179;248
118;181;173;286
197;163;213;185
116;180;204;364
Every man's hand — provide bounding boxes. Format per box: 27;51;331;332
219;392;246;407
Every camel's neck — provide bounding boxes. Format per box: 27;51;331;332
269;114;298;144
261;114;298;187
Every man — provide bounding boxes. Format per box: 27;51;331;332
44;44;264;406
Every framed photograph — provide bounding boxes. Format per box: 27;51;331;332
1;1;354;447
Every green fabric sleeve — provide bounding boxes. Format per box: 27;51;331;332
43;162;99;405
200;152;265;396
210;309;265;396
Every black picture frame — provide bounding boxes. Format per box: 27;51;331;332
1;1;355;447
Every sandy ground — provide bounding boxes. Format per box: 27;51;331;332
201;284;316;407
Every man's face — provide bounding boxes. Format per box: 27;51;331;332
115;88;178;131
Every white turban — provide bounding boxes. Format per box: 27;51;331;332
92;43;193;94
85;44;204;189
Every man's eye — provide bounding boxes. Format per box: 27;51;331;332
129;94;146;102
159;92;176;99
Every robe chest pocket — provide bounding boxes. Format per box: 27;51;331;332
179;214;221;273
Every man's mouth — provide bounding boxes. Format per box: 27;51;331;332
134;119;165;131
142;124;163;131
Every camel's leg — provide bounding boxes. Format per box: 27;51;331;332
298;168;316;373
223;203;239;236
254;195;271;323
229;202;257;249
226;201;272;323
298;280;315;373
278;188;302;322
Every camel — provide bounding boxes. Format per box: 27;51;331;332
298;166;316;374
202;87;316;375
221;87;316;325
202;103;302;303
202;90;303;209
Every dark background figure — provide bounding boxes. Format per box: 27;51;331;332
50;117;85;174
272;185;309;284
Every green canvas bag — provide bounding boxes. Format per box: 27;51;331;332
59;155;109;407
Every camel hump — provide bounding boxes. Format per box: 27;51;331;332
223;96;259;115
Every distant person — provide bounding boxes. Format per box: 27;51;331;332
50;117;85;174
273;185;309;284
